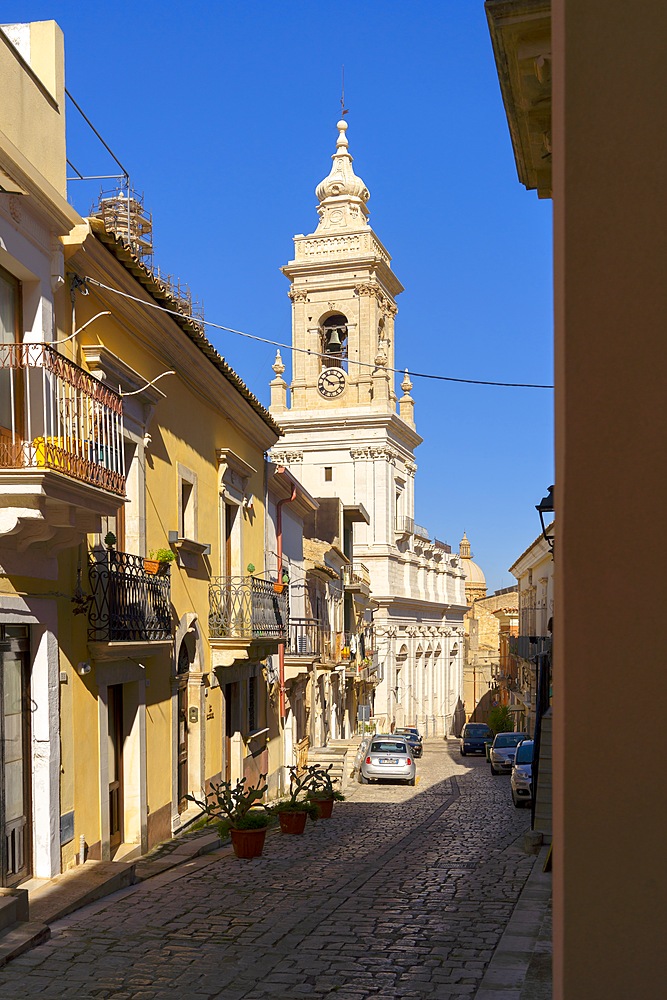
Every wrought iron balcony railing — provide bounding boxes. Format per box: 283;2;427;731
341;562;371;588
0;343;125;495
287;617;321;657
209;576;288;641
509;635;552;660
395;515;414;535
87;549;172;642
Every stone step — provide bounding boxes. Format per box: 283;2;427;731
29;860;137;927
0;922;50;969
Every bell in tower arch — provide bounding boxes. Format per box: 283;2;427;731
321;314;348;363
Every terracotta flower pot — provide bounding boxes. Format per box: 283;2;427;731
143;559;160;575
309;795;334;819
230;827;267;858
278;810;308;835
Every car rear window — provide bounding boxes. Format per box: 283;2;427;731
370;741;408;753
515;743;534;764
465;725;492;736
494;733;527;747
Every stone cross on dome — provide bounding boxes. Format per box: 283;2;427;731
314;120;371;234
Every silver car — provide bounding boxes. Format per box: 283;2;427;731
510;740;534;807
360;735;416;786
489;732;529;775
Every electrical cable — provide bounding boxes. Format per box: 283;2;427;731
83;275;554;390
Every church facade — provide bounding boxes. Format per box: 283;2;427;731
270;120;467;736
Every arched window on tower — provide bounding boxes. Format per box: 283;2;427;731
320;314;348;371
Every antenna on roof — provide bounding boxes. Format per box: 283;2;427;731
340;65;349;117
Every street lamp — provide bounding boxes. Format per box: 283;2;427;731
536;485;555;552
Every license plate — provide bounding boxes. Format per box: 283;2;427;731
379;757;399;764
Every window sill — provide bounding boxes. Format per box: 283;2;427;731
168;533;211;557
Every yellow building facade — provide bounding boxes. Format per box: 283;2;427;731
1;21;285;883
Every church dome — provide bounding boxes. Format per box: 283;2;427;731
458;532;487;598
314;120;370;232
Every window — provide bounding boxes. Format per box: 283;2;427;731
178;467;197;540
324;467;332;482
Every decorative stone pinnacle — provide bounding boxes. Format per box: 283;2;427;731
401;369;413;394
272;350;286;376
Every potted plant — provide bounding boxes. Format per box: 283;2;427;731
273;766;319;834
306;763;345;819
186;774;271;859
144;547;175;575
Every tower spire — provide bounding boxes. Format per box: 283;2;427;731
314;120;370;233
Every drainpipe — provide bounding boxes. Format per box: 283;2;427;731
276;468;297;720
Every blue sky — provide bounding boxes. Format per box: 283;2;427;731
6;1;553;591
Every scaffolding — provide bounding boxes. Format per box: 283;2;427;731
91;185;204;329
91;185;153;264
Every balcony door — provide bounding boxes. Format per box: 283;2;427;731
0;266;21;457
0;626;32;887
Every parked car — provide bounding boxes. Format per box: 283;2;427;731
398;726;422;744
489;731;529;775
353;737;372;776
395;728;423;757
459;722;493;756
510;739;534;807
360;735;416;786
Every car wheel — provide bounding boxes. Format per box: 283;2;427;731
360;773;369;784
512;791;520;807
460;748;466;756
490;764;498;776
408;776;416;786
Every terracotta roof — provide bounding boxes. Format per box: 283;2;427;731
89;218;282;436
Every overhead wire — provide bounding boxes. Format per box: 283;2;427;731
82;275;554;390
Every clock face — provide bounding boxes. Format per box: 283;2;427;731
318;367;346;398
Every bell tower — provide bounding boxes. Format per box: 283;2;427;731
270;120;467;741
281;120;405;414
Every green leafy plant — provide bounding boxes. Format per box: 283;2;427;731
272;765;319;821
488;705;515;735
307;763;345;801
150;547;175;563
186;774;270;830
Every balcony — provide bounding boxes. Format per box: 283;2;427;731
0;343;125;552
87;549;172;656
509;635;552;660
395;514;414;536
287;618;321;658
209;576;288;666
341;562;371;597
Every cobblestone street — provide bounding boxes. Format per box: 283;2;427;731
0;741;534;999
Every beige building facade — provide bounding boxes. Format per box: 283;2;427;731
487;0;667;994
270;120;467;737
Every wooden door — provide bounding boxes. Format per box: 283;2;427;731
177;680;189;812
224;682;240;783
0;626;31;887
107;685;124;851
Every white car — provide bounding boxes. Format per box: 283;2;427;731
489;731;529;775
360;735;416;786
510;739;534;807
